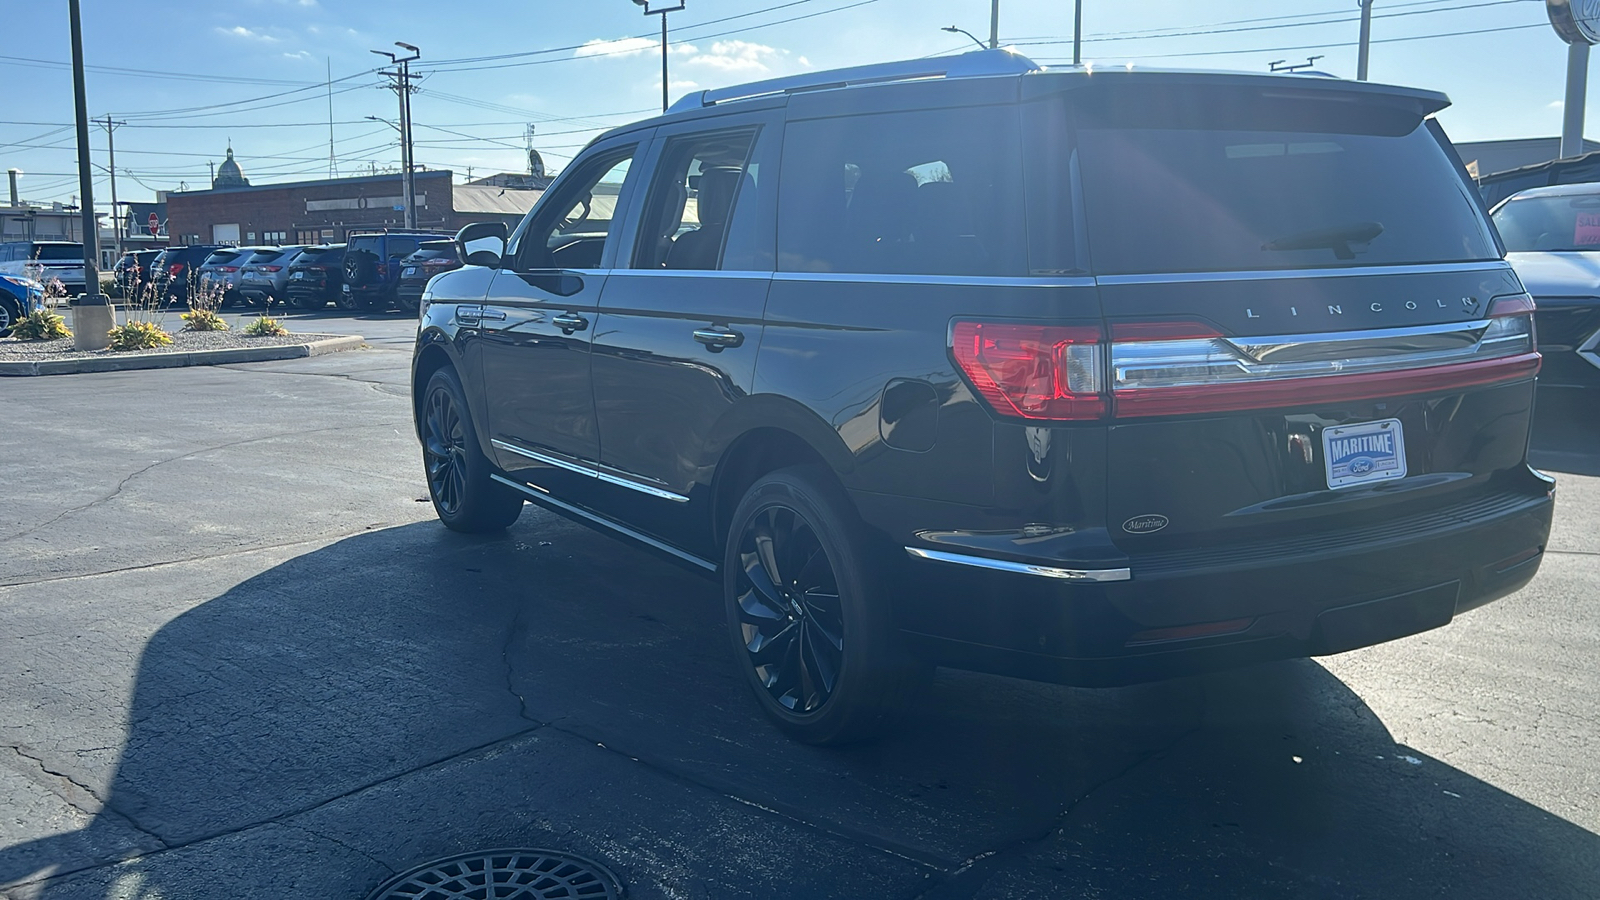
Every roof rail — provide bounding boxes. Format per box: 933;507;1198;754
668;48;1040;113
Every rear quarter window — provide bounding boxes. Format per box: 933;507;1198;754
776;106;1026;277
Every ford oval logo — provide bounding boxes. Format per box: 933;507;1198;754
1122;514;1169;534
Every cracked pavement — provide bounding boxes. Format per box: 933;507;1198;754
1;312;1597;898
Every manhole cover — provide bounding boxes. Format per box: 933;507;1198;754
365;848;625;900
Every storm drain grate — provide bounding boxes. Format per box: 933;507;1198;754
365;848;625;900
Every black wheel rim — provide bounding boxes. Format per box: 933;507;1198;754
734;505;845;715
422;386;468;517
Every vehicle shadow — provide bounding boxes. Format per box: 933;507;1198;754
1;516;1595;897
1530;387;1600;476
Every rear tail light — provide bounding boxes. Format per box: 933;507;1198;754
376;263;389;277
950;321;1106;420
218;266;238;273
259;265;282;273
168;263;184;276
953;297;1541;422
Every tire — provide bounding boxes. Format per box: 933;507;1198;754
335;290;357;311
420;366;524;533
0;295;20;338
724;466;925;745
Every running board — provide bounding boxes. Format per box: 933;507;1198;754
491;474;719;577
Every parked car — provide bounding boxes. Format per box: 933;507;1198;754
112;250;162;300
343;230;449;311
151;244;225;306
396;240;461;312
236;245;309;308
196;247;266;307
0;273;44;337
1491;183;1600;389
0;241;86;295
283;243;346;310
413;51;1553;744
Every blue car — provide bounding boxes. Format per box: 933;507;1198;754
0;274;44;338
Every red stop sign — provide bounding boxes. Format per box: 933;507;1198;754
147;213;159;235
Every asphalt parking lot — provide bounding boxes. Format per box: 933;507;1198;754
2;312;1596;899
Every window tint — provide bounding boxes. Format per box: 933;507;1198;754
203;251;241;266
385;237;421;258
632;129;756;270
517;147;635;271
347;236;381;254
32;244;83;262
777;107;1026;276
1064;87;1498;275
1492;192;1600;253
246;250;287;263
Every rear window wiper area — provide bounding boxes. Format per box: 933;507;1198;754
1262;221;1385;260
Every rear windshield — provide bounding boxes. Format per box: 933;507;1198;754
246;249;288;264
1048;84;1498;275
31;244;83;262
294;246;341;263
203;251;241;266
1491;193;1600;253
407;248;454;260
347;237;381;254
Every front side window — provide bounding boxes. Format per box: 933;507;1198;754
1492;192;1600;253
776;107;1026;276
631;129;757;270
517;147;635;271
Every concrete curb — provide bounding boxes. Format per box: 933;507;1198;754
0;335;365;377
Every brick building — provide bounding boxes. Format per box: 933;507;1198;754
165;165;540;248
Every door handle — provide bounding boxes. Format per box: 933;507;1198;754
552;312;589;335
693;327;745;352
476;308;507;321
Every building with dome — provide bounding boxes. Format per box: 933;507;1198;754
212;145;250;189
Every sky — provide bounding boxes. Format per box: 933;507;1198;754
0;0;1578;213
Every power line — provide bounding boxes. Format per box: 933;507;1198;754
1032;20;1548;63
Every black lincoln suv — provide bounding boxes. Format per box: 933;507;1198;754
411;51;1553;745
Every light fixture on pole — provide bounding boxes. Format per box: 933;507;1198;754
941;25;988;51
633;0;685;114
1548;0;1599;159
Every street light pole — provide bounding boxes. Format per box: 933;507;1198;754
373;43;420;229
989;0;999;49
1357;0;1374;81
101;115;125;261
1073;0;1084;66
634;0;686;114
68;0;113;350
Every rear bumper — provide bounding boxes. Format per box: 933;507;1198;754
886;473;1555;687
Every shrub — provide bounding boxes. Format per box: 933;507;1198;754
108;320;173;351
243;315;288;337
180;308;228;332
10;309;72;341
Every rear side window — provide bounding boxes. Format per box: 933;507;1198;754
777;106;1026;276
385;238;421;258
1061;85;1498;275
1492;192;1600;252
632;128;757;271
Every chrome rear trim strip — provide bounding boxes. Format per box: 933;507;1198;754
773;272;1096;288
905;547;1132;582
492;475;716;572
491;440;690;503
1095;261;1512;286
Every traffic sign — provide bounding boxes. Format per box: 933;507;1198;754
147;213;159;235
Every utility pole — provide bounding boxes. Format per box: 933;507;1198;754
633;0;685;114
100;115;125;260
68;0;111;350
989;0;999;49
327;57;337;178
1073;0;1084;66
373;42;420;229
1357;0;1374;81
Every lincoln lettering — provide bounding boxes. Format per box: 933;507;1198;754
1329;433;1394;459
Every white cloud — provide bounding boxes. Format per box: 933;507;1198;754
684;40;786;73
1549;100;1566;110
217;25;279;42
283;50;313;61
575;36;659;58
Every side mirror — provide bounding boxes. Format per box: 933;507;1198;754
456;221;508;269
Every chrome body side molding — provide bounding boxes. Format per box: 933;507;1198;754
492;475;716;572
491;440;690;503
905;547;1133;583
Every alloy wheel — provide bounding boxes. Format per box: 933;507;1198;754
423;386;468;516
733;505;846;715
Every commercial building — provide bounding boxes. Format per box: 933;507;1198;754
165;149;541;248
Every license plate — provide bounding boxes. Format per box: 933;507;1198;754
1323;418;1407;490
291;271;304;280
402;266;417;276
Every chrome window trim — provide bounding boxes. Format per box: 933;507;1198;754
1094;260;1512;286
492;475;716;571
905;547;1132;582
491;439;690;503
773;272;1097;288
608;269;774;279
